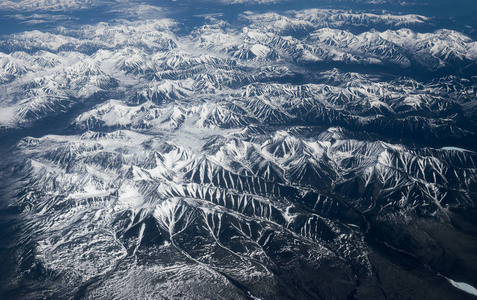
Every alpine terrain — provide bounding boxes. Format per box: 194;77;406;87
0;0;477;299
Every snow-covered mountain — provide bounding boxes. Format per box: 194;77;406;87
1;4;477;300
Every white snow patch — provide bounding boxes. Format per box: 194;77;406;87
118;184;144;209
441;146;471;152
448;279;477;296
250;44;270;57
